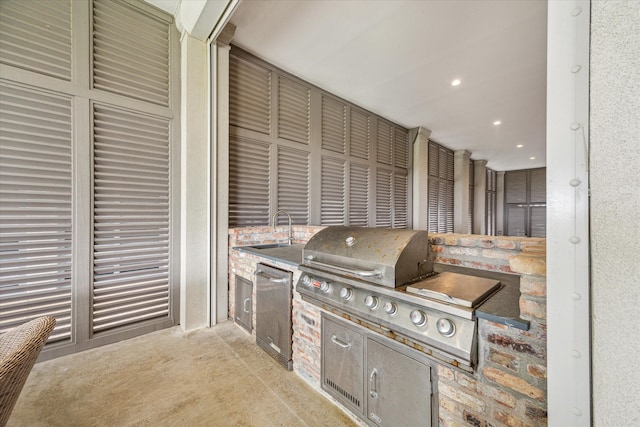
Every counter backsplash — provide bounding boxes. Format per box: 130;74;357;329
229;227;547;427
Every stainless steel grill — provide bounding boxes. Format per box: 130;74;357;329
296;226;501;371
302;226;433;287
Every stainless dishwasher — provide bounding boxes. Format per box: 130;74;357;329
254;263;293;370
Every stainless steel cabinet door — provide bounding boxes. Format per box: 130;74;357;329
234;275;252;332
322;316;365;415
366;339;431;426
255;264;293;368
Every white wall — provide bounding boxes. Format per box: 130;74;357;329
590;1;640;424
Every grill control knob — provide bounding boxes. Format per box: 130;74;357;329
383;302;398;315
364;295;379;309
302;276;312;287
410;310;427;327
320;281;331;293
339;288;353;300
436;318;456;337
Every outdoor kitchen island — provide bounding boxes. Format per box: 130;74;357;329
229;226;547;427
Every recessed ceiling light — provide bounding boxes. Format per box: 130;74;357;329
451;79;461;86
493;120;501;126
516;144;524;148
530;156;536;160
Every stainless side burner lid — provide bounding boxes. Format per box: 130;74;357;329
302;226;432;288
405;272;501;308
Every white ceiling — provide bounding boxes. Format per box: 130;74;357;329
151;0;548;171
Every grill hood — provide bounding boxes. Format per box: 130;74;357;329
302;226;433;288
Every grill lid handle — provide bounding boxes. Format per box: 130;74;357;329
305;258;382;278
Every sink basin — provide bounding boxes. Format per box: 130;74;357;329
247;243;291;249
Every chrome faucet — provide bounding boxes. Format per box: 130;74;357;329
272;210;293;245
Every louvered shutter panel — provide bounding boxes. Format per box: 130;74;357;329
229;137;270;226
506;206;527;236
0;0;72;81
349;164;369;226
92;0;170;106
92;104;170;333
376;121;392;165
277;147;309;225
0;82;73;342
321;96;346;154
350;108;369;160
530;206;546;237
436;147;444;178
505;171;527;203
278;76;310;144
229;55;271;135
428;142;438;176
376;169;392;227
445;181;454;233
428;179;439;232
321;157;345;225
393;172;408;228
530;168;546;203
393;127;408;169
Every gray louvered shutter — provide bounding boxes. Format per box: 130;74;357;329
349;164;369;226
445;180;454;233
393;127;408;168
0;0;72;81
278;76;310;144
229;55;272;135
530;168;546;203
92;104;170;333
0;82;73;342
321;157;345;225
506;206;527;237
229;137;271;226
92;0;170;106
350;108;370;160
321;95;346;154
277;147;309;225
530;206;546;237
377;121;392;165
427;141;454;233
376;169;392;227
428;179;439;232
393;172;408;228
505;170;527;203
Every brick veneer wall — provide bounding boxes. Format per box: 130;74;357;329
228;228;547;427
431;233;547;427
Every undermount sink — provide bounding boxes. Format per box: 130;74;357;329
247;243;291;249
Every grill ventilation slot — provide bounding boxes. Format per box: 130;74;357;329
325;377;361;408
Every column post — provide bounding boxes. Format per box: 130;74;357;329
473;160;488;235
211;23;235;325
454;150;471;233
412;127;431;230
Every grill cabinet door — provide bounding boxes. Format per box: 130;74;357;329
322;316;365;415
366;339;431;426
234;275;252;333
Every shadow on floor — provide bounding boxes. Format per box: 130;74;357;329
8;322;357;427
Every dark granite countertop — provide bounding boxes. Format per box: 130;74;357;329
231;245;529;330
475;284;529;330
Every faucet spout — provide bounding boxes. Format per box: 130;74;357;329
272;210;293;245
